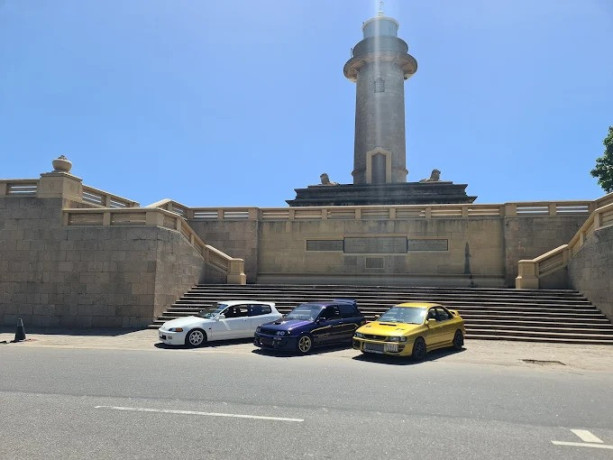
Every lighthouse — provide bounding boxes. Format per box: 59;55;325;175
343;10;417;185
286;9;475;206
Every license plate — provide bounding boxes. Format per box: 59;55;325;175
364;342;385;354
384;343;398;353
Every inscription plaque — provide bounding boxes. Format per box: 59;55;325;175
344;237;407;254
306;240;343;251
407;239;448;252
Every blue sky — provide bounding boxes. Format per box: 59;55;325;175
1;0;611;207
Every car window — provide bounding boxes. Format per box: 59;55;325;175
319;306;341;320
249;304;272;316
427;309;438;321
223;306;248;318
339;304;359;318
436;307;451;321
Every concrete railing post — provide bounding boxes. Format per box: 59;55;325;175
145;210;164;227
38;172;83;203
515;260;539;289
226;259;246;285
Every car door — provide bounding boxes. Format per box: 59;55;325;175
314;306;343;344
435;306;456;345
425;307;446;347
338;304;364;342
216;305;251;340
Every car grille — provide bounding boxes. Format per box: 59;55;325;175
362;334;388;341
258;328;277;335
364;342;385;353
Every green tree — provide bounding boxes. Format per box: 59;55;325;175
591;126;613;193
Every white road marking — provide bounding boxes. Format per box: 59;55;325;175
551;441;613;450
571;429;603;443
95;405;304;422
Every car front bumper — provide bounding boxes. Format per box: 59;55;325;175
158;329;187;346
352;337;414;357
253;333;298;351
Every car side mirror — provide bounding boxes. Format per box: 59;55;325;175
425;319;432;326
217;314;225;320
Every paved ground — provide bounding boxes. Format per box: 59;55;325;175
2;327;612;372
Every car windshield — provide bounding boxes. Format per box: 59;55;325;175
285;304;322;321
197;304;227;319
378;307;427;324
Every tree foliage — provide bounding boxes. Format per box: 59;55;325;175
591;126;613;193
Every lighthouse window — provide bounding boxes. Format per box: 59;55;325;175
374;77;385;93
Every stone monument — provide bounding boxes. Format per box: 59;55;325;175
287;9;476;206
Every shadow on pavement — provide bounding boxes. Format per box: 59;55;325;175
154;337;256;350
352;346;466;365
0;326;145;337
251;343;351;357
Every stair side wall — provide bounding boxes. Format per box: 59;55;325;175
0;196;205;328
568;225;613;321
188;219;259;281
502;215;586;286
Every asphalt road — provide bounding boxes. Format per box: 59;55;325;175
1;339;612;459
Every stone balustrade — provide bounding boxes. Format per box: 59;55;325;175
516;198;613;289
0;180;39;196
187;201;592;221
82;185;139;208
63;207;246;284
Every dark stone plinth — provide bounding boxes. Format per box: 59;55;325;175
286;182;476;207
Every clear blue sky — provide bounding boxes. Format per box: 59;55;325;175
1;0;611;207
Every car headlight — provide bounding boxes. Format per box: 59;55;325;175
256;326;261;333
387;336;408;342
275;331;286;336
167;327;184;333
354;332;365;338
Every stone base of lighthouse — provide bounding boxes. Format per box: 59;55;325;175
287;182;476;207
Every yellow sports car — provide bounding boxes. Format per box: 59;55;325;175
353;302;465;360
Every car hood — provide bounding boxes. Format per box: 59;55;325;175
160;316;211;329
357;321;424;336
261;319;312;331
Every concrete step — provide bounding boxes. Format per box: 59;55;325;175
150;284;613;345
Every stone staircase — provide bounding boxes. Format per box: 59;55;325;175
150;284;613;344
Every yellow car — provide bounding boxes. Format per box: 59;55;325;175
353;302;465;360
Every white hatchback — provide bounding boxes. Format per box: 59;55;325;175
158;300;282;347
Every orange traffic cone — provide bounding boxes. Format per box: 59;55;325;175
13;317;26;342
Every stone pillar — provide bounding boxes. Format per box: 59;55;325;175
344;14;417;185
37;155;83;203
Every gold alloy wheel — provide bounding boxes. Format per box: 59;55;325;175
297;335;313;354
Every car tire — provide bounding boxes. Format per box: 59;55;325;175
412;337;427;361
453;330;464;350
296;334;313;355
185;329;207;348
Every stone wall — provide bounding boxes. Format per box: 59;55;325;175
256;217;506;286
188;219;258;282
186;211;590;287
502;215;586;286
568;225;613;321
0;196;205;328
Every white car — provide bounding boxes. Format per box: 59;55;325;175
158;300;282;348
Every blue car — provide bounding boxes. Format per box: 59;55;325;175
253;299;366;354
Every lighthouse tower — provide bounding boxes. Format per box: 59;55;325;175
343;11;417;185
286;9;475;206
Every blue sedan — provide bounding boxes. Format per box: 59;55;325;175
253;299;365;354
